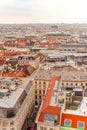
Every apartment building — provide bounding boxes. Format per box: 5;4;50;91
34;79;49;106
36;77;62;130
59;44;87;53
36;76;87;130
18;56;30;66
0;77;35;130
18;54;40;66
62;80;87;88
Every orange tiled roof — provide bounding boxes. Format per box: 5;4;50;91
0;57;5;61
2;71;26;78
2;72;15;77
35;45;59;49
15;71;26;77
38;77;61;124
0;50;27;56
46;35;57;43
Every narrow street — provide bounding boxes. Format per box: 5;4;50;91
21;104;39;130
27;106;39;130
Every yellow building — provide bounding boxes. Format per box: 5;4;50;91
34;79;49;106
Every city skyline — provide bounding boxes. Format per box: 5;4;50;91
0;0;87;23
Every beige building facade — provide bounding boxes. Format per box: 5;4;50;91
34;79;49;106
0;79;35;130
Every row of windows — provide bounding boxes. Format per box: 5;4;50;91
35;81;46;85
35;96;42;99
60;49;76;52
35;90;45;94
18;61;29;63
35;101;42;105
62;82;87;86
40;126;56;130
64;119;84;129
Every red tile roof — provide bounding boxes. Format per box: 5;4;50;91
17;38;27;46
1;71;26;78
0;57;5;61
35;45;59;49
38;53;45;63
38;77;61;124
15;71;26;77
46;36;57;43
0;50;27;56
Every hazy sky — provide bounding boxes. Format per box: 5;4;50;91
0;0;87;23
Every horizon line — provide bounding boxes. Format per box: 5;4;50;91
0;22;87;25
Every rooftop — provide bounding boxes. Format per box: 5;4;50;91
34;67;87;81
63;97;87;116
38;77;61;125
33;45;59;50
0;77;32;108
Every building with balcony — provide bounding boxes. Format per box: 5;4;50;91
36;76;87;130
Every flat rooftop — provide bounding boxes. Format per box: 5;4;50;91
63;97;87;116
0;77;32;108
34;67;87;81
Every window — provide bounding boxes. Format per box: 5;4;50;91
10;121;14;125
43;90;45;94
43;82;46;85
75;83;78;86
39;96;41;99
81;83;83;86
40;127;47;130
39;91;41;94
35;101;38;105
35;90;37;94
85;83;87;86
35;81;37;84
44;114;57;124
77;121;84;129
64;119;71;127
35;96;37;99
71;83;73;86
66;83;68;85
10;128;15;130
3;121;8;126
39;82;41;84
